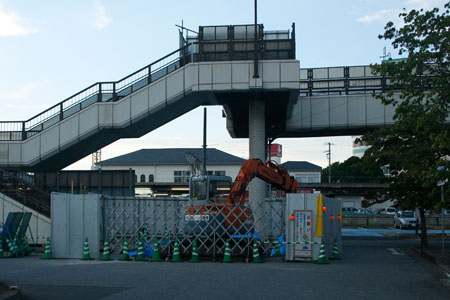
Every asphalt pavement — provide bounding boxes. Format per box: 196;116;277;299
1;230;449;300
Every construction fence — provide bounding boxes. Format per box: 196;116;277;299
102;196;286;259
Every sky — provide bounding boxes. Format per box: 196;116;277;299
0;0;447;170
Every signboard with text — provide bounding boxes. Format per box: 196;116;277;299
294;210;313;258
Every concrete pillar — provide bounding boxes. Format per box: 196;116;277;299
248;98;266;236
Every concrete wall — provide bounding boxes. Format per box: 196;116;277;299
0;192;50;244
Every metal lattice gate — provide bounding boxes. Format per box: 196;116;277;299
103;197;286;259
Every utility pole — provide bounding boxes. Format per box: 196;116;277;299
253;0;259;78
202;107;207;175
324;143;333;183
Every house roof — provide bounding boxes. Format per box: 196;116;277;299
281;161;322;172
98;148;245;166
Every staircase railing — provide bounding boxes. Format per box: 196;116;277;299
0;168;51;217
0;43;194;142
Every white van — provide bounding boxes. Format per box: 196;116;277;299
384;207;396;215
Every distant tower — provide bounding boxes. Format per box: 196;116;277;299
92;150;102;169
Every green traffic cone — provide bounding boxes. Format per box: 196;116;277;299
42;237;53;259
8;238;17;257
152;239;162;262
120;237;130;261
252;239;262;263
135;238;146;261
190;239;201;263
273;241;282;257
0;242;4;258
171;239;182;262
22;237;32;254
81;237;93;260
317;241;329;264
331;239;341;260
223;239;232;263
102;238;111;261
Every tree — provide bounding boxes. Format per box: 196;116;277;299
321;156;384;183
361;3;450;247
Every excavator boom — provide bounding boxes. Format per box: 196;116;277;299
228;158;299;205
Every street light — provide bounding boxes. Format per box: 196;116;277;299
437;166;447;257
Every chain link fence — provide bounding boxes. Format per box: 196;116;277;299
103;197;286;260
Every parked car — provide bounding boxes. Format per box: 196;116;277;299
384;207;396;215
357;208;374;215
394;211;418;229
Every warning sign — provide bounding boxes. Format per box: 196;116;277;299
294;210;313;258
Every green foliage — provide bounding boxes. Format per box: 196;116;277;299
321;156;384;183
361;3;449;246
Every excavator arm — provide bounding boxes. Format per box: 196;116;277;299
228;158;299;205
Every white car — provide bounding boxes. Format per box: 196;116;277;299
384;207;396;215
394;211;418;229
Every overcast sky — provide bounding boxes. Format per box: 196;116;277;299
0;0;446;169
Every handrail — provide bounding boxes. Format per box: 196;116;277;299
0;43;194;141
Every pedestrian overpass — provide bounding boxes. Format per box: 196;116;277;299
0;23;422;171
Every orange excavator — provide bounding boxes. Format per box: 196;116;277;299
184;158;299;234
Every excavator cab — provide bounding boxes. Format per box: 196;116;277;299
189;175;232;204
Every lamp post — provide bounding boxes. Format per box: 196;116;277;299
437;166;447;257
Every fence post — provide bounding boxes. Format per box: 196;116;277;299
21;122;26;141
112;83;117;102
148;66;152;85
98;83;102;102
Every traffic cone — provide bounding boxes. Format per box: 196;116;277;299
81;237;93;260
190;238;200;263
8;238;17;257
102;238;111;261
331;239;341;260
152;239;162;262
42;237;53;259
171;239;182;262
273;241;282;257
135;237;145;261
317;241;329;264
120;237;130;261
252;239;262;263
223;239;232;263
22;237;32;254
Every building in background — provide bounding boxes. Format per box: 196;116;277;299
97;147;322;197
97;148;245;197
352;136;370;158
280;161;322;183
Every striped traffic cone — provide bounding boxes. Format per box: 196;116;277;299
8;238;17;257
152;239;162;262
135;237;145;261
171;239;182;262
22;237;32;254
190;238;200;263
331;239;341;260
120;237;130;261
317;241;329;264
252;239;262;263
273;241;282;257
0;242;4;258
81;237;93;260
102;238;111;261
223;239;232;263
42;237;53;259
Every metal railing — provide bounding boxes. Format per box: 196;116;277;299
103;197;285;259
0;44;193;141
299;65;392;97
0;168;51;216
